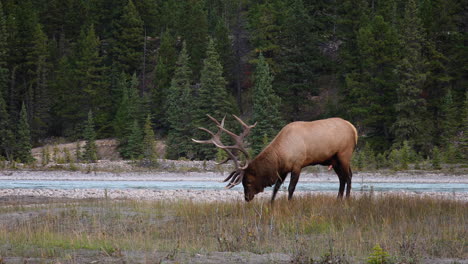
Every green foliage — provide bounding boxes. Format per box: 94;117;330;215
431;146;441;170
386;141;421;171
41;146;50;166
114;72;143;159
346;15;399;152
83;110;98;162
27;23;50;141
399;141;410;170
180;0;208;79
392;0;429;152
166;42;195;159
375;153;388;170
111;0;144;74
193;37;237;159
124;119;143;159
460;91;468;161
142;115;157;162
440;89;458;145
151;31;177;130
0;0;465;164
75;141;81;162
0;91;13;160
250;53;283;155
367;244;391;264
274;0;323;121
215;147;227;163
16;103;34;163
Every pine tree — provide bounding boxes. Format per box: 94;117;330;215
248;0;287;66
250;53;283;155
166;42;195;159
0;1;11;160
0;92;13;160
16;103;33;163
0;0;8;98
142;114;157;161
83;110;98;162
440;89;458;145
459;91;468;161
133;0;160;36
27;23;50;142
113;73;131;141
275;0;320;121
113;72;142;158
213;18;234;84
112;0;144;74
392;0;428;152
125;119;143;159
180;0;209;79
345;15;399;152
151;31;177;130
193;37;237;159
74;24;108;132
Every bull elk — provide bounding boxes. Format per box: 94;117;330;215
193;115;358;202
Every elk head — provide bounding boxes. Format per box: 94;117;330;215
192;115;258;201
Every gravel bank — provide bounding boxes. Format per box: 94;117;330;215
1;170;467;183
1;188;467;202
1;170;467;202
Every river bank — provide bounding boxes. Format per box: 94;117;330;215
1;169;467;202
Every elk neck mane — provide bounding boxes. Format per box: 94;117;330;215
249;144;281;188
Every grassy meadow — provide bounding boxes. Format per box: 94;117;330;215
0;194;466;263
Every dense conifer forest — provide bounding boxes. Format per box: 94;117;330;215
0;0;466;162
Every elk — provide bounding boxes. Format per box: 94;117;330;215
193;115;358;202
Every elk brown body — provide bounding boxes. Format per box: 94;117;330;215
193;115;358;202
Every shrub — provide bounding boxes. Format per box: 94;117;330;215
367;244;391;264
431;146;441;170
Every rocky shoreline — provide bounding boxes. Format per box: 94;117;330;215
1;188;467;202
1;169;467;202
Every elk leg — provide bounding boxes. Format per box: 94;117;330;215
335;155;353;199
271;173;286;203
332;160;346;198
288;170;301;200
346;167;353;198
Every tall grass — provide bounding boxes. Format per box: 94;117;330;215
0;194;466;262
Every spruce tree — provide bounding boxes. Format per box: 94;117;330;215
16;103;34;163
166;42;195;159
275;0;319;121
112;0;144;74
0;1;11;160
113;73;130;141
125;119;143;159
27;23;50;142
213;18;234;84
142;114;157;161
83;110;98;162
113;72;142;158
250;53;283;155
151;31;177;130
0;0;8;99
392;0;428;152
0;92;13;160
440;89;458;145
74;24;108;132
460;91;468;161
180;0;208;79
193;38;237;159
346;15;399;152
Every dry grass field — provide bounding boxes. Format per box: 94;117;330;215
0;193;466;263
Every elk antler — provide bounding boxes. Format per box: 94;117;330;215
192;114;256;189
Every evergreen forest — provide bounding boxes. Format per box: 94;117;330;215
0;0;466;163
